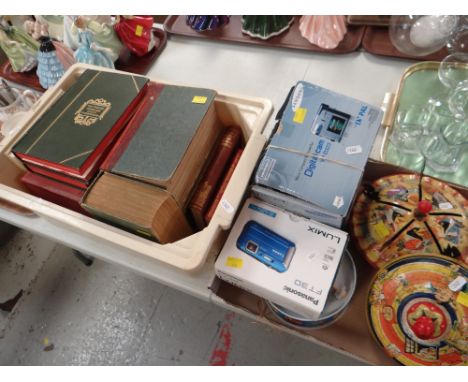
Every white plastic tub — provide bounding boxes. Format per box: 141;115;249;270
0;64;273;272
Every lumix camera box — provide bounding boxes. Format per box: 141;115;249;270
254;81;383;228
215;197;348;318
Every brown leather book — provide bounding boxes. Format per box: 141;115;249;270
204;148;243;224
189;126;243;229
81;172;192;244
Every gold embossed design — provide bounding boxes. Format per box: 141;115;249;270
74;98;112;127
25;71;101;154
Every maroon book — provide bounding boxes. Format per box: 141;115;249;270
21;171;89;216
204;148;243;224
189;126;243;229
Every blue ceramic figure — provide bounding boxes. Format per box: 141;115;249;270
74;17;114;69
186;16;230;32
36;37;65;89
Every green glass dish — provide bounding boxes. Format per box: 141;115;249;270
241;16;294;40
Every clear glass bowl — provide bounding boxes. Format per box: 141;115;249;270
389;15;458;56
438;52;468;89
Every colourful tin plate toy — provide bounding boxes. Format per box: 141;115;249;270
367;255;467;366
352;174;468;268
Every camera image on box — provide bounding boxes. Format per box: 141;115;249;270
311;104;351;143
236;220;296;273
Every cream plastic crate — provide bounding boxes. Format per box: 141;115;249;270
0;64;273;272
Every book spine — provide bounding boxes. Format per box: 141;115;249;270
80;203;155;240
15;152;82;176
204;148;243;224
25;163;89;189
21;171;89;215
101;82;165;171
189;126;242;229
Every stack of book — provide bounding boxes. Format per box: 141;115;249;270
13;69;149;190
13;68;246;244
14;69;149;216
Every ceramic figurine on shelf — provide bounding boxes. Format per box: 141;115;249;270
186;16;230;32
241;16;294;40
73;16;115;69
114;16;155;57
64;16;119;53
0;20;39;72
299;16;347;49
36;36;65;89
34;15;64;41
63;15;80;50
1;15;33;30
23;18;49;41
87;19;123;63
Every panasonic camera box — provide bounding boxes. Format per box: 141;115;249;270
254;81;383;227
215;197;348;319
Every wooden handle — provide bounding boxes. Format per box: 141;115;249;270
379;92;396;161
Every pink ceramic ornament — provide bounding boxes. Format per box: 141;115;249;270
52;41;76;70
299;15;347;50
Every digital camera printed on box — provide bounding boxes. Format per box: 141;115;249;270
237;220;295;273
254;81;383;228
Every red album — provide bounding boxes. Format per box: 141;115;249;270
21;171;89;216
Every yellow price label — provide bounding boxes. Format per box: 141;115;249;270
456;291;468;307
293;107;307;124
135;25;144;37
372;221;391;241
226;256;243;269
192;96;208;104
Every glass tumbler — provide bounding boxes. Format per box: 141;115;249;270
422;119;468;173
389;107;426;154
438;52;468;89
446;16;468;53
448;82;468;120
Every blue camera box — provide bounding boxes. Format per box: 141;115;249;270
254;81;383;227
215;197;348;319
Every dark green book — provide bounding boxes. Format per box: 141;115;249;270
13;69;149;185
110;84;221;207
